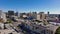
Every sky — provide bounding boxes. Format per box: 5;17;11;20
0;0;60;14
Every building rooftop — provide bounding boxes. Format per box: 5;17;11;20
0;29;19;34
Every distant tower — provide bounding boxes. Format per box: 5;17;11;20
29;11;32;16
15;11;20;17
47;11;49;17
15;11;18;16
48;11;49;15
58;15;60;20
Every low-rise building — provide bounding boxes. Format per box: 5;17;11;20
0;29;19;34
19;20;60;34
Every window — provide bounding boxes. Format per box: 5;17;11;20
8;33;13;34
35;27;39;29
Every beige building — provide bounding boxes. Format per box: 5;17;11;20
37;12;46;20
37;14;40;20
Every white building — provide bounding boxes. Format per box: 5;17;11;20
0;10;7;22
23;15;27;18
0;23;4;29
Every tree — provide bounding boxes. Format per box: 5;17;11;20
6;19;12;24
55;27;60;34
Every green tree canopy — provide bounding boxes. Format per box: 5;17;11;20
55;27;60;34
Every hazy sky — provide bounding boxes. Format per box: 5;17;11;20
0;0;60;14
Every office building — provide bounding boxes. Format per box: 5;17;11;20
37;12;46;20
58;15;60;20
32;12;37;19
37;14;40;20
15;11;20;18
8;10;14;16
20;13;27;18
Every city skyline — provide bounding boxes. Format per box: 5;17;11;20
0;0;60;14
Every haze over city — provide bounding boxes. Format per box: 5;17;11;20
1;0;60;34
0;0;60;14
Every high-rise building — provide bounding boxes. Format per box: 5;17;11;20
0;10;7;22
58;15;60;20
0;10;2;18
20;13;27;18
15;11;20;17
37;14;40;20
32;12;37;19
37;12;46;20
47;11;49;15
8;10;14;16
